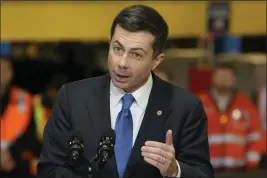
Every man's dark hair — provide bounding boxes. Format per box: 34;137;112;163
213;62;237;75
110;5;169;56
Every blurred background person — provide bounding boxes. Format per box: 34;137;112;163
198;63;263;172
257;84;266;168
0;56;35;177
257;84;266;132
23;73;70;176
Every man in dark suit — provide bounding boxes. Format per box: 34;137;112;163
37;5;213;178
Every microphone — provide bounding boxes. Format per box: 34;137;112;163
68;131;84;168
96;129;116;170
67;129;116;178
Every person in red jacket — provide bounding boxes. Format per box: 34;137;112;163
198;62;263;172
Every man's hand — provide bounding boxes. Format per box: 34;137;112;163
141;130;179;177
0;149;16;172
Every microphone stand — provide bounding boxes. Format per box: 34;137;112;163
73;155;98;178
87;155;98;178
87;153;108;178
73;152;110;178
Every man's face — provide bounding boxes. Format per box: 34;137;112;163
0;59;13;90
108;25;164;92
212;68;236;92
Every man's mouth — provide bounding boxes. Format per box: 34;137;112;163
114;72;130;82
116;73;129;78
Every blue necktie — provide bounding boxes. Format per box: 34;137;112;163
115;94;134;178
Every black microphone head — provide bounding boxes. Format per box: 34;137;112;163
98;129;116;156
102;129;116;144
69;131;84;153
68;131;84;168
97;129;116;170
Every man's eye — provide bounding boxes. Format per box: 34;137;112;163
114;47;122;52
130;52;141;59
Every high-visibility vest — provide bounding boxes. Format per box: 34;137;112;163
198;91;263;170
22;150;39;176
22;95;51;176
0;87;32;150
33;95;51;142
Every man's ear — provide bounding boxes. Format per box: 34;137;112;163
152;53;165;71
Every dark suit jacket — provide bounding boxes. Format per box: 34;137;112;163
37;73;214;178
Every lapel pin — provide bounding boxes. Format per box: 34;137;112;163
157;110;162;116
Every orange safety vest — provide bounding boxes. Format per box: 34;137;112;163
198;91;263;170
0;87;32;150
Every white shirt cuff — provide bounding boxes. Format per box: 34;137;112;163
176;160;181;178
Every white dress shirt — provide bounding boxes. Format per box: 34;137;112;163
211;89;231;112
110;73;181;177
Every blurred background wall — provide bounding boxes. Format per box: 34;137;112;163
1;1;266;40
1;1;265;95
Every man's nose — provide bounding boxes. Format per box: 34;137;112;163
118;55;128;68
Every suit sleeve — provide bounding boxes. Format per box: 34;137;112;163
178;100;214;178
37;85;81;178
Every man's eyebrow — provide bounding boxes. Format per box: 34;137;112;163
113;40;123;47
131;47;147;54
113;40;147;54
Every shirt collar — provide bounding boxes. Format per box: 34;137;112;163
110;73;153;110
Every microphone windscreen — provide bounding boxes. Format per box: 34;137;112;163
102;129;116;144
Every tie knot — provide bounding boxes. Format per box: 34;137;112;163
122;94;134;110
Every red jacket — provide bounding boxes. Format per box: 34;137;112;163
198;91;264;171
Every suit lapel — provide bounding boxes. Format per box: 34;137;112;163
86;74;111;137
86;74;118;178
124;74;174;177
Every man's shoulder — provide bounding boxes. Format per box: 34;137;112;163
155;76;201;108
63;74;109;94
162;80;201;110
67;74;108;88
172;85;201;106
235;91;255;104
165;84;204;120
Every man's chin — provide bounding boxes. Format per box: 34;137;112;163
112;79;129;88
216;87;233;93
112;79;137;93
